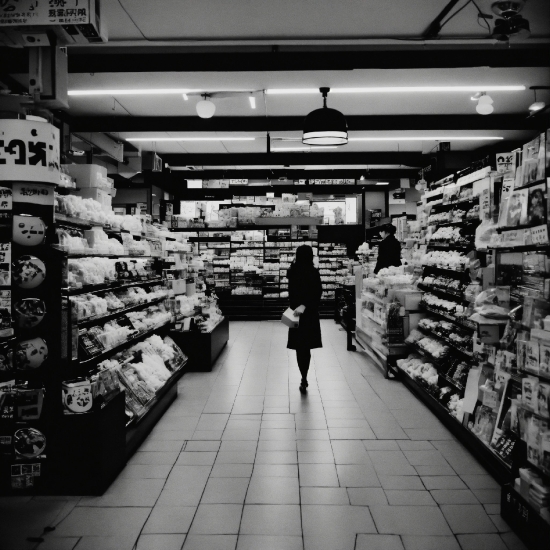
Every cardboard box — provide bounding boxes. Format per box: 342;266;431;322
394;289;423;311
64;164;114;193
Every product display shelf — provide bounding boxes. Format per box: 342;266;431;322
169;317;229;372
398;368;511;483
416;324;474;359
125;358;188;457
76;296;169;328
416;283;468;303
501;482;550;550
428;220;481;228
420;303;477;331
65;277;164;297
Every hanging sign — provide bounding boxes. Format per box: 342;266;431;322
496;152;516;174
0;120;60;184
0;0;90;26
12;183;55;207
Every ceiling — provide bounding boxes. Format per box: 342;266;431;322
3;0;550;180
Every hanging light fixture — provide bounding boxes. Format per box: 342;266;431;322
529;89;546;113
302;87;348;146
196;94;216;118
475;93;494;115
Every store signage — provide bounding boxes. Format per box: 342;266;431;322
0;0;90;26
389;189;406;205
496;152;516;174
0;120;60;184
12;182;54;206
0;188;12;210
530;225;549;245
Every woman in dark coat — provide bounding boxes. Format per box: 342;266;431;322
287;244;323;393
374;223;401;274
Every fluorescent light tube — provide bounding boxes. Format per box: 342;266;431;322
272;146;338;151
249;96;256;109
348;137;503;141
69;86;525;97
69;89;198;96
376;182;389;185
126;137;255;142
265;86;525;94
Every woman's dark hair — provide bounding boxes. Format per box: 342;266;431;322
289;244;315;277
380;224;396;235
295;244;314;265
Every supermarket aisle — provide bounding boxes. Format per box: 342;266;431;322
1;321;527;550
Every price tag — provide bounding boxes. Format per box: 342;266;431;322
530;225;549;245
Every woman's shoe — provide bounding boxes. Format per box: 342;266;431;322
299;382;308;394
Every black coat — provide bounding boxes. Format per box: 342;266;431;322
374;234;402;274
286;264;323;350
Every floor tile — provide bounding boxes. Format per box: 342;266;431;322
347;488;388;505
185;441;221;452
183;535;237;550
237;535;303;550
356;534;405;550
188;504;243;535
136;534;186;550
460;475;500;490
378;476;424;490
256;451;297;464
440;504;499;534
219;441;257;452
252;464;299;477
431;489;479;504
298;451;334;463
300;487;350;505
73;535;137;550
176;451;217;466
421;476;467;490
299;463;339;486
215;451;256;464
385;490;437;506
336;464;381;487
302;505;376;537
202;478;249;504
143;506;196;533
245;476;300;504
129;451;179;465
56;507;151;537
257;440;297;452
240;505;302;535
303;534;356;550
370;505;452;535
456;534;509;550
210;464;254;478
118;464;172;479
401;536;461;550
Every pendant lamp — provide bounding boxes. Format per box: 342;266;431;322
302;87;348;146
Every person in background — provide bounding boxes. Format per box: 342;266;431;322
374;223;401;274
287;244;323;393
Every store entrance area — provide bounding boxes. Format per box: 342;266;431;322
0;321;523;550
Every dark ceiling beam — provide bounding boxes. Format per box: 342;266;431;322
164;168;417;180
159;152;425;166
69;114;543;133
3;46;549;74
65;48;550;72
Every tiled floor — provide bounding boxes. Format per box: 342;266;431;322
0;321;528;550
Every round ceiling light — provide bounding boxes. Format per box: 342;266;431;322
476;93;494;115
196;96;216;119
303;87;348;146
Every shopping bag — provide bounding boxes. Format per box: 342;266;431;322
281;307;300;328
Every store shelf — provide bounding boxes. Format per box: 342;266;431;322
126;361;187;457
188;236;231;243
417;324;474;360
55;213;104;228
428;219;480;228
420;304;477;331
422;265;471;278
417;283;467;303
75;320;171;370
398;369;511;483
65;277;164;297
427;242;475;250
76;295;169;327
